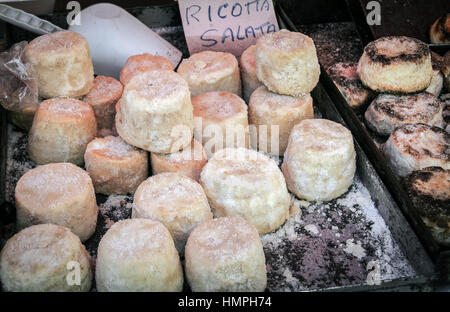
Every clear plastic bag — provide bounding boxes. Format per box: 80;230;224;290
0;41;38;112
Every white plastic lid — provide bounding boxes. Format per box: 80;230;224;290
69;3;182;79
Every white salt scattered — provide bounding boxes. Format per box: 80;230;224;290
305;224;319;235
344;239;367;259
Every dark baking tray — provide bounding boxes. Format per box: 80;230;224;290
346;0;450;45
298;0;447;260
0;3;437;292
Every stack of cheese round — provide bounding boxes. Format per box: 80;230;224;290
177;51;241;97
282;119;356;201
28;98;97;165
84;136;148;195
249;85;314;156
185;217;267;292
95;219;183;292
132;173;213;253
200;147;290;234
0;224;93;292
115;69;194;153
14;163;98;242
255;29;320;96
24;31;94;99
247;29;320;156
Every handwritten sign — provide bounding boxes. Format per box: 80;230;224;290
178;0;279;56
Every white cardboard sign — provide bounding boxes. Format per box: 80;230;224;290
178;0;279;56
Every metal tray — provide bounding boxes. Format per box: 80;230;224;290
0;3;437;292
305;0;448;259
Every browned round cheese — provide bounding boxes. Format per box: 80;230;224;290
357;36;433;93
384;123;449;177
404;167;450;246
365;93;444;136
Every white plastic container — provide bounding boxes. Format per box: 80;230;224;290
69;3;183;79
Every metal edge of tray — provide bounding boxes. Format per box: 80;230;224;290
276;3;437;291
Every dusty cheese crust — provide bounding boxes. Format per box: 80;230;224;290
132;173;212;254
24;31;94;98
200;148;290;234
248;85;314;155
383;123;450;177
28;98;97;165
120;53;174;86
282;119;356;201
177;51;241;97
357;36;433;93
84;136;148;195
365;93;444;136
185;217;267;292
115;70;194;153
151;139;207;181
95;219;183;292
14;163;98;242
192;91;249;158
256;29;320;96
0;224;92;292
